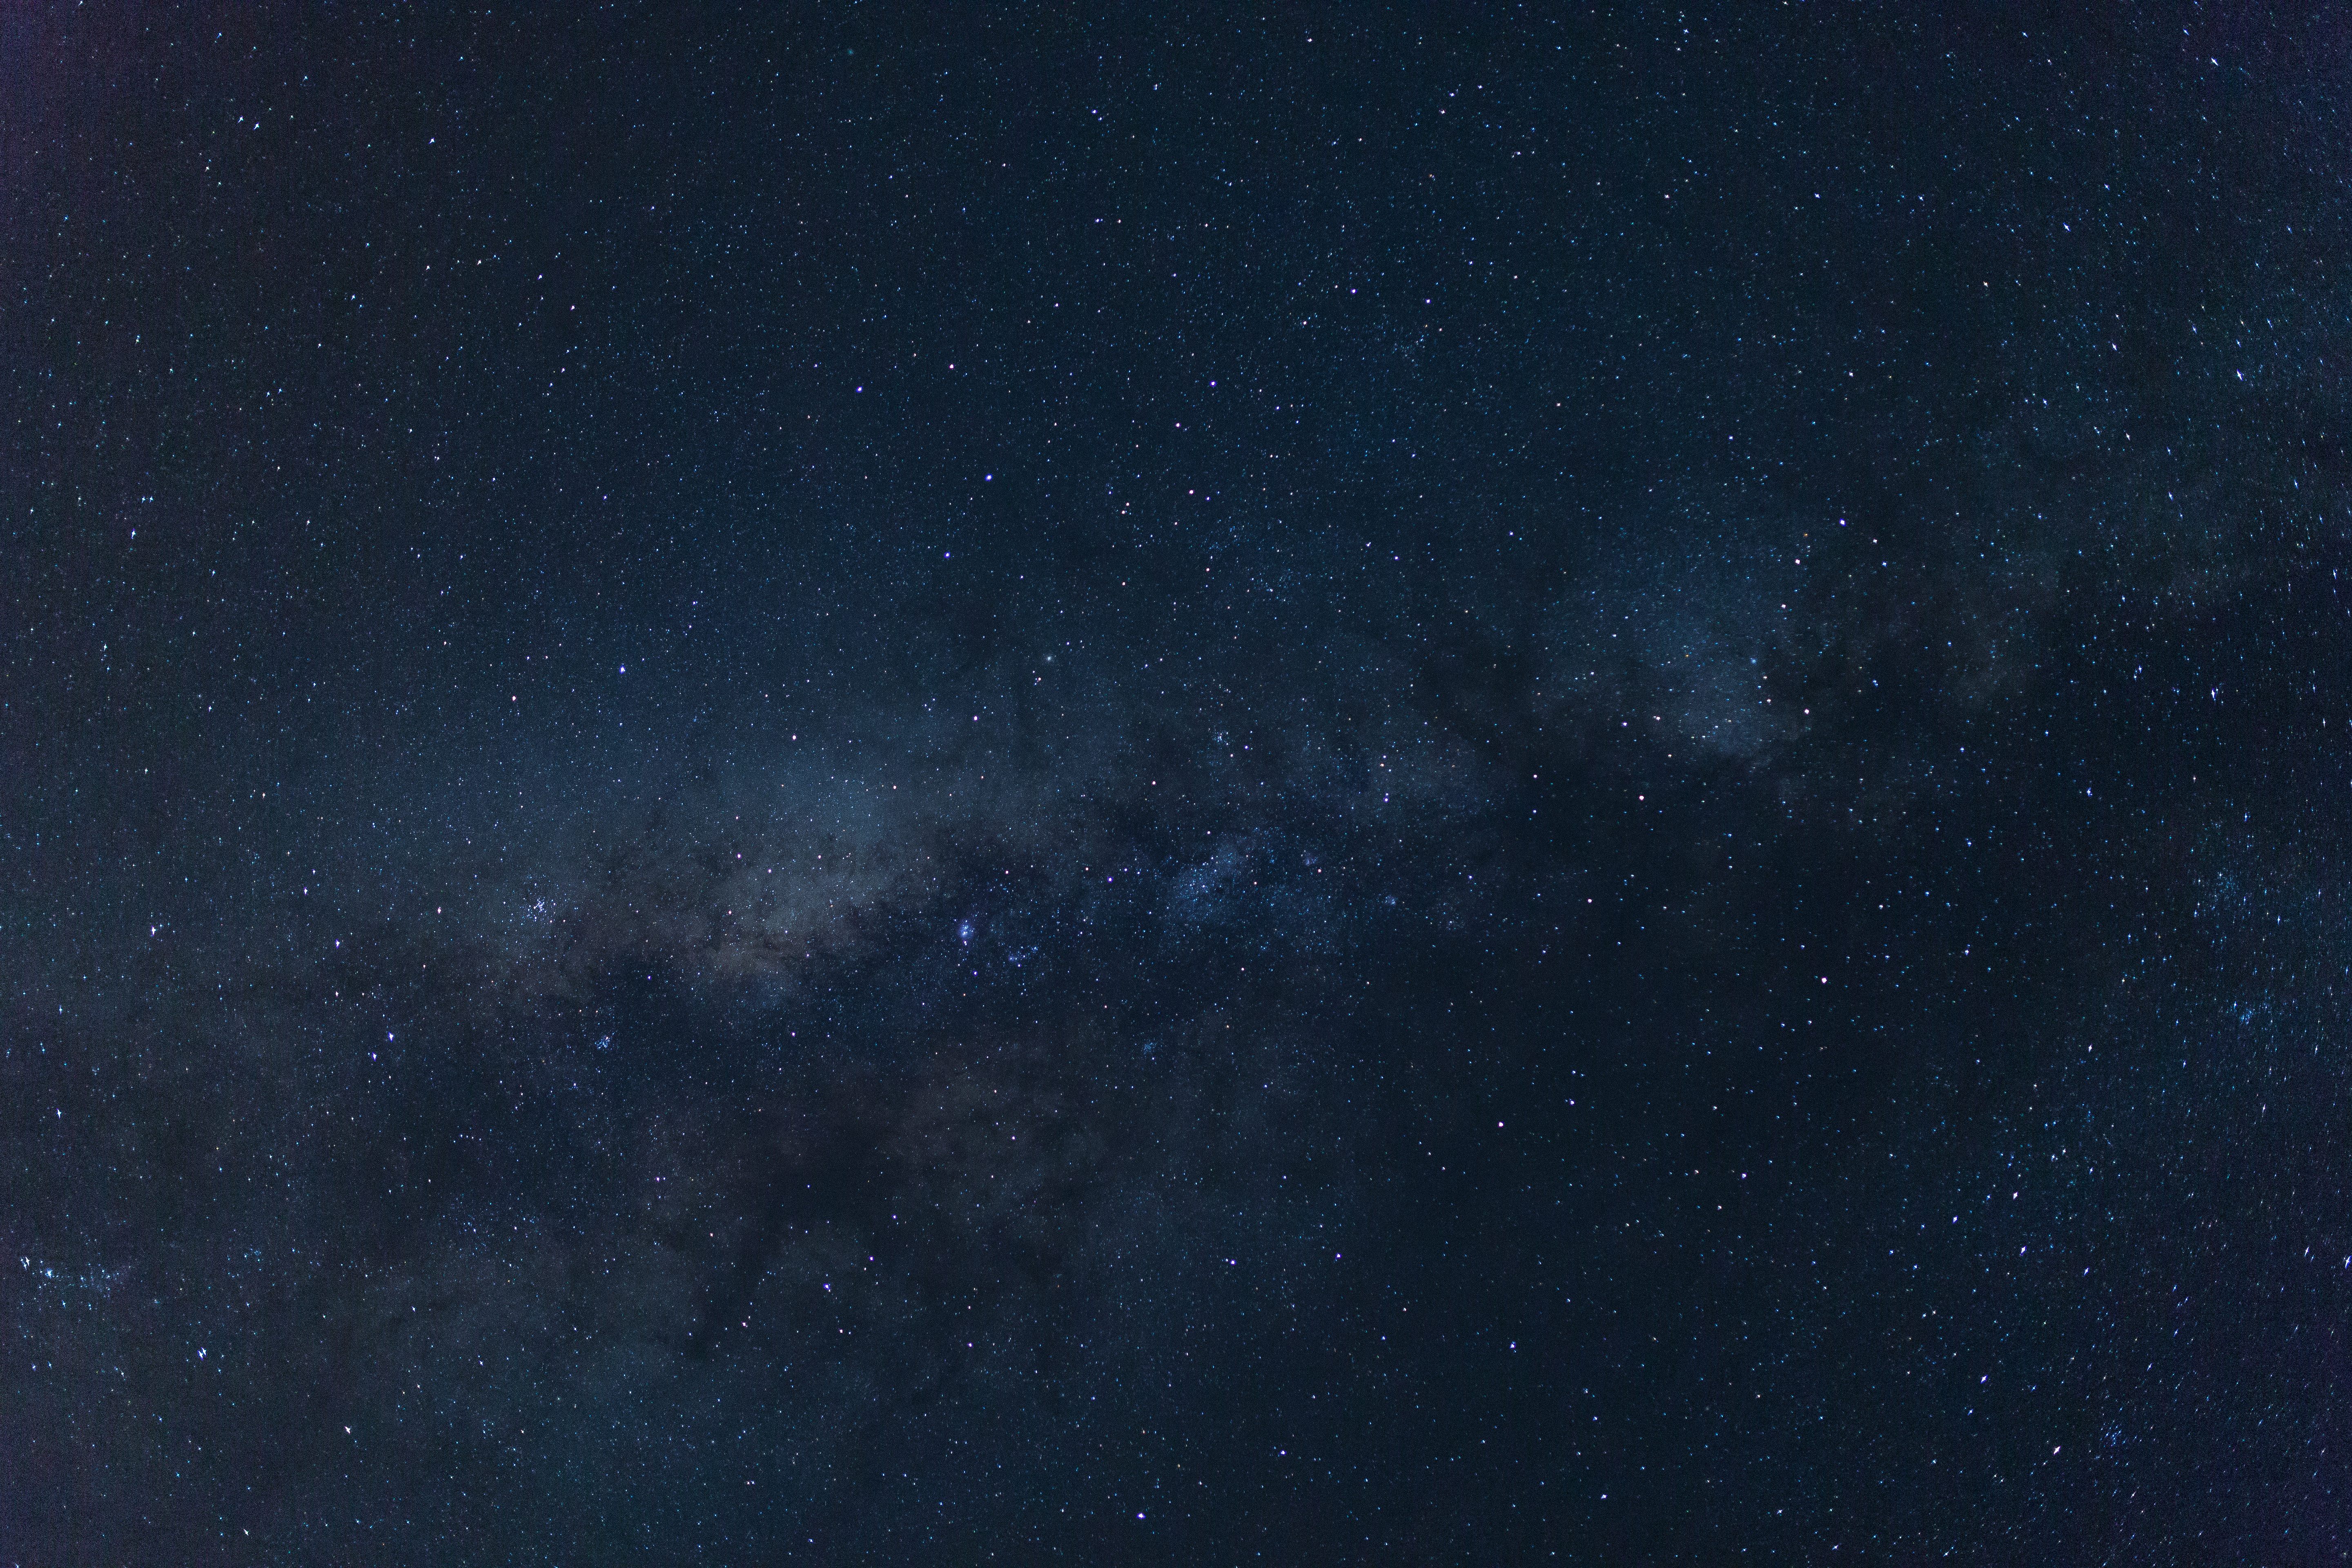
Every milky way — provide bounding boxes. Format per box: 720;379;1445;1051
10;7;2352;1561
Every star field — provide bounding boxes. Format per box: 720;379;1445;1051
9;4;2352;1562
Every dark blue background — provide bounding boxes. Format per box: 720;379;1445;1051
8;4;2352;1560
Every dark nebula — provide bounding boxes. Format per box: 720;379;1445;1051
9;4;2352;1561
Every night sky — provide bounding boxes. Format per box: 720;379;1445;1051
9;4;2352;1561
